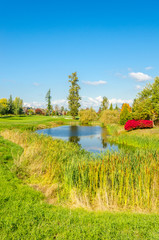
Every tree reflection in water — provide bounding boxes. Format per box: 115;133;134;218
69;126;80;146
101;127;108;148
69;136;80;145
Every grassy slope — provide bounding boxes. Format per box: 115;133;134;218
0;115;78;131
107;124;159;151
1;137;159;239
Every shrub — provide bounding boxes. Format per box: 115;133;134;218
124;120;153;131
35;108;43;115
79;108;97;124
100;110;120;126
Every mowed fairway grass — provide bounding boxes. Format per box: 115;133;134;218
0;115;77;131
1;116;159;239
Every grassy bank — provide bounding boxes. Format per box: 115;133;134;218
1;136;159;239
1;129;159;212
107;124;159;151
1;117;159;238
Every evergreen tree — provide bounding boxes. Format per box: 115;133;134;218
45;89;52;115
7;95;14;114
109;103;113;110
120;103;132;125
101;96;109;111
115;104;119;110
67;72;81;119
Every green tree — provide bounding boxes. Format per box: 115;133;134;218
151;77;159;116
7;95;14;114
45;89;52;115
109;103;113;110
13;97;23;115
0;98;8;115
132;98;155;120
115;104;119;110
133;77;159;122
0;104;7;115
67;72;81;119
101;96;109;111
120;103;132;125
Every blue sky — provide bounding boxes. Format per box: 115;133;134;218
1;0;159;109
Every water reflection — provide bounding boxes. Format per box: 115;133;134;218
101;127;108;148
69;136;80;145
36;125;119;153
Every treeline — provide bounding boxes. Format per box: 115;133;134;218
79;103;120;126
1;74;159;126
0;95;23;115
120;77;159;125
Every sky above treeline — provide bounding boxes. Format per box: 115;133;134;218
1;0;159;110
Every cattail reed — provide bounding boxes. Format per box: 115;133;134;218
1;129;159;212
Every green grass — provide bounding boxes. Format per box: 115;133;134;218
1;137;159;239
0;115;78;131
1;129;159;212
107;125;159;151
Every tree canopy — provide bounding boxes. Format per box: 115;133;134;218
67;72;81;119
120;103;132;125
101;96;109;111
132;77;159;121
13;97;23;115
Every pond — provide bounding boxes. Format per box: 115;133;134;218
37;125;119;153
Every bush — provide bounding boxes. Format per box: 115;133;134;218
124;120;153;131
35;108;43;115
79;108;97;124
100;110;120;126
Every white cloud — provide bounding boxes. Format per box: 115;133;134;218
129;72;152;82
24;96;133;110
128;68;132;71
96;96;103;102
145;66;153;70
52;99;67;106
136;85;143;90
83;80;107;85
24;101;45;108
80;96;133;109
109;98;133;105
115;73;127;79
33;82;40;86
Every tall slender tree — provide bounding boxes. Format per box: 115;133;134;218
45;89;52;115
115;104;119;110
67;72;81;119
13;97;23;115
7;95;14;114
101;96;109;111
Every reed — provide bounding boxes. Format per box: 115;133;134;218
1;129;159;212
109;133;159;151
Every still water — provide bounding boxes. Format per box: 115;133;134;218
37;125;119;153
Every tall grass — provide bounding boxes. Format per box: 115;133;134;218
1;129;159;212
1;136;159;239
109;133;159;151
